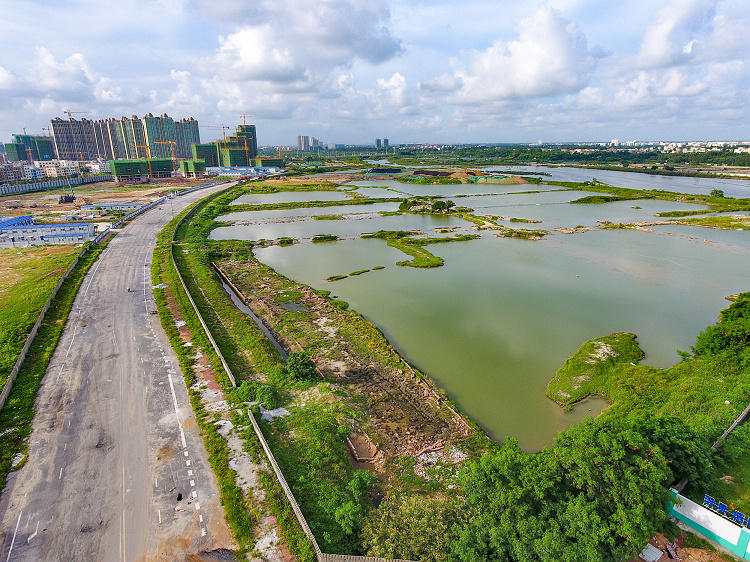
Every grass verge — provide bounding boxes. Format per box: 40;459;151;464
0;241;107;492
0;245;80;387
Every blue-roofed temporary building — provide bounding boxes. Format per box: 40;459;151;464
0;217;97;247
0;216;35;229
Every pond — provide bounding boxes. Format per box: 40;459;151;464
217;183;750;450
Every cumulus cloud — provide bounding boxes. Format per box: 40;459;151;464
204;0;401;89
446;6;599;104
638;0;716;68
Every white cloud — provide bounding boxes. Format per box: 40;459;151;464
0;66;14;90
638;0;716;68
447;6;599;104
204;0;401;90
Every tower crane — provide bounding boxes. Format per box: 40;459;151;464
64;110;88;119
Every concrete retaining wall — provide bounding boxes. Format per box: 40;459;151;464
669;490;750;559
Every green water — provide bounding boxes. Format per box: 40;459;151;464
217;189;750;450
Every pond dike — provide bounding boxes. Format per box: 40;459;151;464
212;259;477;459
212;262;289;360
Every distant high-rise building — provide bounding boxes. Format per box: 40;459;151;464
51;114;200;161
383;138;389;150
376;138;382;149
297;135;310;151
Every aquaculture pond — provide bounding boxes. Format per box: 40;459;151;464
216;185;750;450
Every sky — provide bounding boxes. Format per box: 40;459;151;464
0;0;748;146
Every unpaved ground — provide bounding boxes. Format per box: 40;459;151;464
0;178;210;221
627;532;732;562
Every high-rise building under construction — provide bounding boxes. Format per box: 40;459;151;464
192;124;258;167
50;114;200;161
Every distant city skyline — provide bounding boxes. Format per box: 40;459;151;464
0;1;748;145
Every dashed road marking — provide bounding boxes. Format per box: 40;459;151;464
6;510;22;562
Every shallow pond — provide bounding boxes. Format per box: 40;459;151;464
486;165;750;198
216;183;750;450
211;211;468;241
231;190;350;205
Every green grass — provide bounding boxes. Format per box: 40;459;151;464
0;245;80;387
709;448;750;515
655;210;714;217
312;234;339;243
546;333;645;408
349;269;370;276
0;241;106;492
243;180;340;193
672;215;750;230
546;331;750;437
326;274;348;282
360;230;479;268
569;195;631;204
498;227;549;239
508;217;542;223
314;214;345;220
277;237;295;246
229;197;397;213
558;181;750;213
396;176;462;185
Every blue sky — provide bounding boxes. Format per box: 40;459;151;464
0;0;748;145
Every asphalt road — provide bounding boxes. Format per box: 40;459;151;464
0;182;237;561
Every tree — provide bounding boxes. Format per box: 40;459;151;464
453;418;671;561
285;351;318;380
363;493;458;561
631;414;713;492
710;189;725;198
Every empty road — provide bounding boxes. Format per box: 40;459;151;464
0;182;237;561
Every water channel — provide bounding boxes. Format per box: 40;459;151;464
212;170;750;450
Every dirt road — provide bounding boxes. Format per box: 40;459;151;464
0;182;237;561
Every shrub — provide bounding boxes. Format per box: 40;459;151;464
285;351;319;381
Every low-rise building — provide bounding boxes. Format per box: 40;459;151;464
179;159;206;178
22;165;43;180
0;217;97;247
80;202;143;211
0;163;23;183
